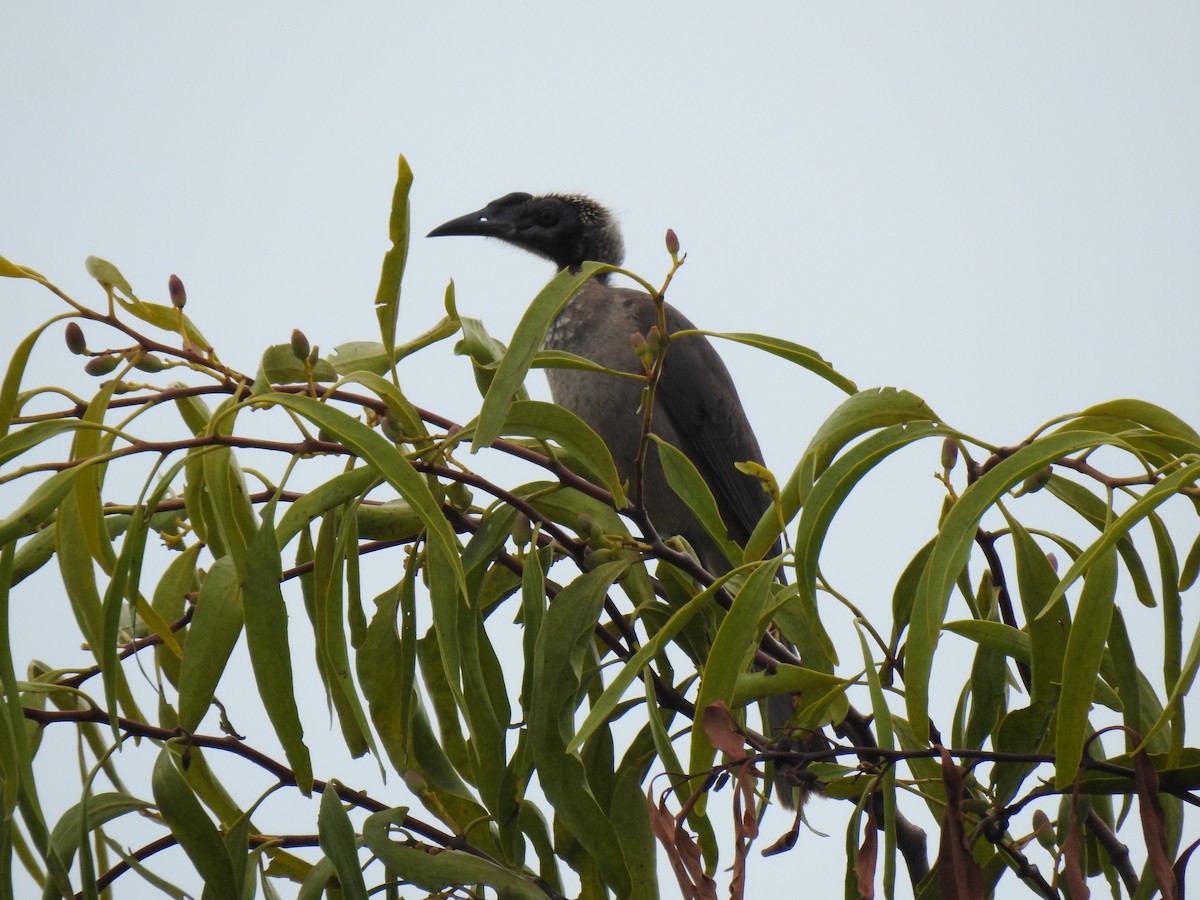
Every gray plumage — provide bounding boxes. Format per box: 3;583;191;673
428;192;769;574
430;192;806;807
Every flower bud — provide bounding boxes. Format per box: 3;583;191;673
380;411;405;443
290;329;310;361
630;331;653;372
1032;809;1057;850
445;481;472;511
64;322;87;355
645;325;663;360
665;228;680;256
168;274;186;309
84;354;120;376
512;513;533;547
1018;466;1053;495
940;437;958;472
133;353;166;373
1046;552;1058;574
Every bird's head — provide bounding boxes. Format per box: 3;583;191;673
428;192;625;272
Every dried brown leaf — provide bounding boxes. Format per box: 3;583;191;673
646;788;718;900
701;701;746;759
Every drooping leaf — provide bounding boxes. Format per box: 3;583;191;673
151;749;239;898
1055;549;1118;788
316;783;369;900
907;429;1119;733
474;262;614;451
176;557;243;732
361;806;546;898
244;501;312;793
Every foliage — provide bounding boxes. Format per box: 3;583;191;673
1;156;1199;898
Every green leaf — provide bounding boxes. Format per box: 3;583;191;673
692;330;857;394
0;311;78;439
199;425;258;578
335;371;430;449
856;624;898;897
1077;399;1200;446
1180;531;1200;592
255;345;338;385
244;502;312;793
791;386;940;498
317;784;368;900
84;256;134;297
570;572;730;754
252;393;465;599
474;262;614;451
1055;549;1119;788
328;315;460;375
529;560;632;895
499;400;627;506
748;391;945;571
1041;459;1200;616
357;573;414;774
151;749;239;897
454;593;509;818
1004;510;1069;705
114;293;210;352
0;253;43;279
943;620;1031;664
176;557;243;732
531;348;647;377
275;466;380;548
0;464;93;546
310;507;373;761
906;429;1118;733
1140;587;1200;753
609;753;660;900
1044;476;1156;608
456;315;526;400
99;506;147;740
688;559;781;811
151;542;202;687
374;155;413;364
790;421;951;670
651;436;739;566
48;792;151;869
362;807;546;898
70;378;121;573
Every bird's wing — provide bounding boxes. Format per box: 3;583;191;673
623;292;772;547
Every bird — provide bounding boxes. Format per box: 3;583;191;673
429;191;806;806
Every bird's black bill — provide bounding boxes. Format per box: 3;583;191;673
427;208;514;240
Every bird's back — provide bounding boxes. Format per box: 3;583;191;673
544;279;770;572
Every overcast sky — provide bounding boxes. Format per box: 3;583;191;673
4;5;1199;897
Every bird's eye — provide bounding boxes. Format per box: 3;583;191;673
536;207;560;227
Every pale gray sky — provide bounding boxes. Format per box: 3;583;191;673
3;5;1199;897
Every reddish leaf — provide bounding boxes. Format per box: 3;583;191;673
1173;836;1200;899
856;804;878;900
1062;786;1090;899
936;747;984;899
1134;747;1179;900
